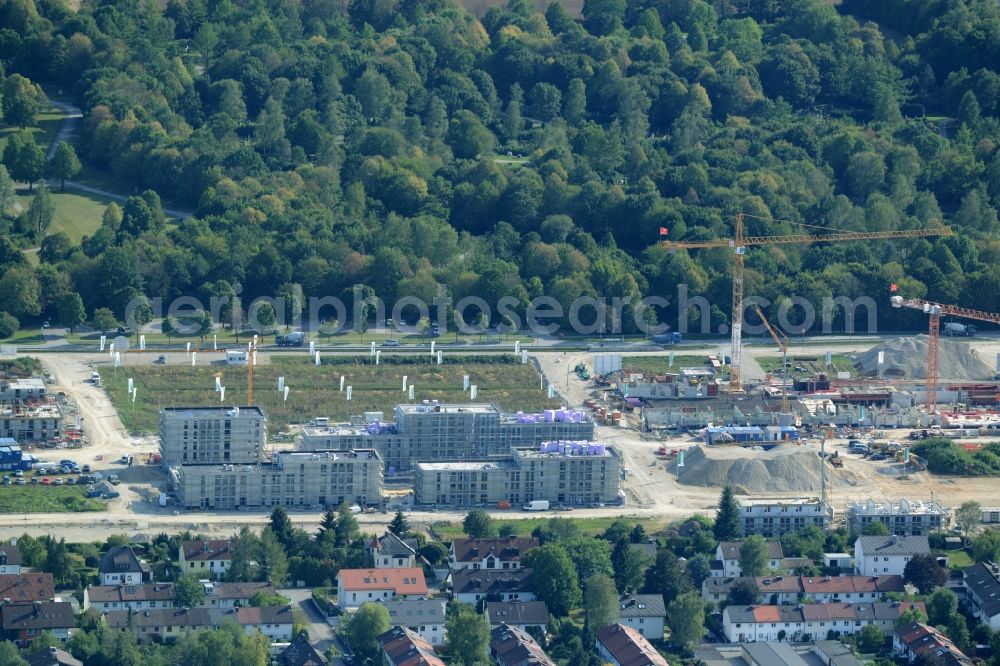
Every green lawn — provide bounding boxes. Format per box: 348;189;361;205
15;188;116;244
0;104;66;159
0;485;106;513
943;549;973;569
0;328;46;345
430;515;670;540
103;355;559;434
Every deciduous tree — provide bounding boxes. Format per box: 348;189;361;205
667;592;705;650
462;509;496;538
445;602;490;666
584;573;619;632
524;544;581;616
738;536;768;577
342;603;390;662
903;553;947;594
48;141;81;190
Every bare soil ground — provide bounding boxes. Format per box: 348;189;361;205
1;342;998;542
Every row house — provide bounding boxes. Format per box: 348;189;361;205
102;605;294;644
703;575;904;606
722;601;925;643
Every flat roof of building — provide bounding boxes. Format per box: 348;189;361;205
2;378;45;389
416;460;514;472
176;449;380;472
301;425;372;437
847;498;947;515
738;496;824;506
277;449;380;462
397;403;499;415
162;406;264;416
516;448;614;459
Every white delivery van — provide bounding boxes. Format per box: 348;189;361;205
523;500;550;511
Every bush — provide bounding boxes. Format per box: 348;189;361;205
0;312;19;339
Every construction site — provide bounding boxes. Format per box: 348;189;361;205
0;217;998;539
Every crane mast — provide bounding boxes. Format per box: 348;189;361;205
890;295;1000;412
753;304;790;413
662;220;952;392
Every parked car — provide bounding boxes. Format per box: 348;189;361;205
16;479;26;486
66;478;75;486
29;477;38;485
41;478;51;485
82;465;91;473
2;477;10;486
13;471;23;478
53;478;63;486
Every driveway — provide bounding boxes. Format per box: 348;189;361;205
281;587;336;653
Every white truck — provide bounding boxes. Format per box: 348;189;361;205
522;500;550;511
90;371;101;386
944;322;976;336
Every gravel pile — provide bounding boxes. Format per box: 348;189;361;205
852;336;992;380
671;444;857;493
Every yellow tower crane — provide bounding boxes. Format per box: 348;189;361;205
890;295;1000;412
752;304;790;414
660;215;953;392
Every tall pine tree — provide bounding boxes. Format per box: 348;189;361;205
714;486;740;541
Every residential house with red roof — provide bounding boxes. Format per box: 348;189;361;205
703;574;904;606
449;537;539;571
893;622;974;665
336;568;428;610
490;624;555;666
595;623;669;666
1;601;75;646
378;626;445;666
179;539;235;580
722;601;925;642
0;574;54;605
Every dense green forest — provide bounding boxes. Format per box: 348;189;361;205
1;0;1000;336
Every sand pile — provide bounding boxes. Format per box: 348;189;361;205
852;336;992;380
670;444;857;493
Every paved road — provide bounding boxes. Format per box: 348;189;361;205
47;100;82;160
282;588;336;654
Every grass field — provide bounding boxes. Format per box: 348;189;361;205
104;356;560;434
430;515;671;540
0;105;66;159
15;188;116;244
621;355;712;375
943;548;973;570
0;485;106;513
0;328;46;345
